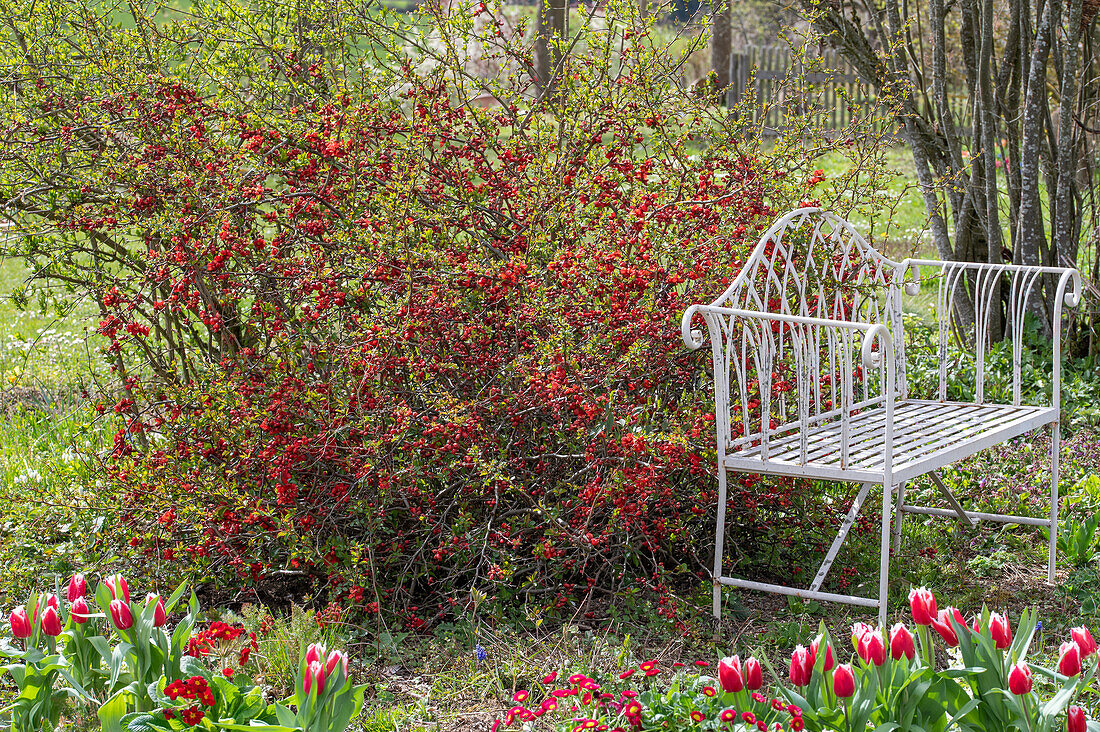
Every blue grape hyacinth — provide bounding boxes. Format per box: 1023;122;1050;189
475;643;487;662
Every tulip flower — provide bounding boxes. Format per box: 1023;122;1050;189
146;594;167;627
743;657;763;691
304;660;326;696
909;587;937;626
108;598;133;630
1058;641;1082;677
811;634;834;671
9;607;32;639
890;623;916;661
66;573;87;603
989;612;1012;650
1008;662;1033;695
850;622;874;649
930;617;957;646
43;593;60;611
931;607;965;647
326;649;350;679
833;663;855;699
1070;626;1096;657
105;574;130;603
718;655;744;693
1067;705;1086;732
855;626;871;657
788;645;812;687
305;642;327;667
857;628;886;666
40;606;62;636
70;596;90;624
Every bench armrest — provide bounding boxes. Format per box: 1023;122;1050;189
896;259;1082;408
899;259;1082;309
682;304;895;373
681;303;899;471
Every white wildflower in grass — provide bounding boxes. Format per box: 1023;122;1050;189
12;468;42;485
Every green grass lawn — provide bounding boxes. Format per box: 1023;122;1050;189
0;254;112;605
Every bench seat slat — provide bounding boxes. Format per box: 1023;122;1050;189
725;400;1057;484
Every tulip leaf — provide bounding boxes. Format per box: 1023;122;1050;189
325;682;367;732
164;581;189;613
22;648;45;665
944;697;980;726
1040;682;1079;717
98;687;136;732
939;668;985;678
57;666;90;701
0;641;24;659
95;582;114;615
272;703;297;727
1012;609;1038;662
3;661;26;679
1029;664;1062;681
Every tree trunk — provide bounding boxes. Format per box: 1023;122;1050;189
533;0;568;97
1056;0;1085;268
1017;1;1052;271
976;0;1003;340
710;0;731;100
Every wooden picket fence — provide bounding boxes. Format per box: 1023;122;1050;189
727;46;970;135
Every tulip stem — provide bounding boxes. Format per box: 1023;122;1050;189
1020;693;1034;732
917;624;934;670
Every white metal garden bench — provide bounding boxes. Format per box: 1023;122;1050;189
681;208;1082;626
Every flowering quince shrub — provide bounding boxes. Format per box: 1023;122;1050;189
0;0;896;623
495;590;1100;731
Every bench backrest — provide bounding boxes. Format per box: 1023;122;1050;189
689;208;907;453
723;208;902;332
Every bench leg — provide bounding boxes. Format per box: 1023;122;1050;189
929;471;975;525
878;481;893;627
713;467;728;621
1049;423;1060;582
893;481;907;553
810;482;872;593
